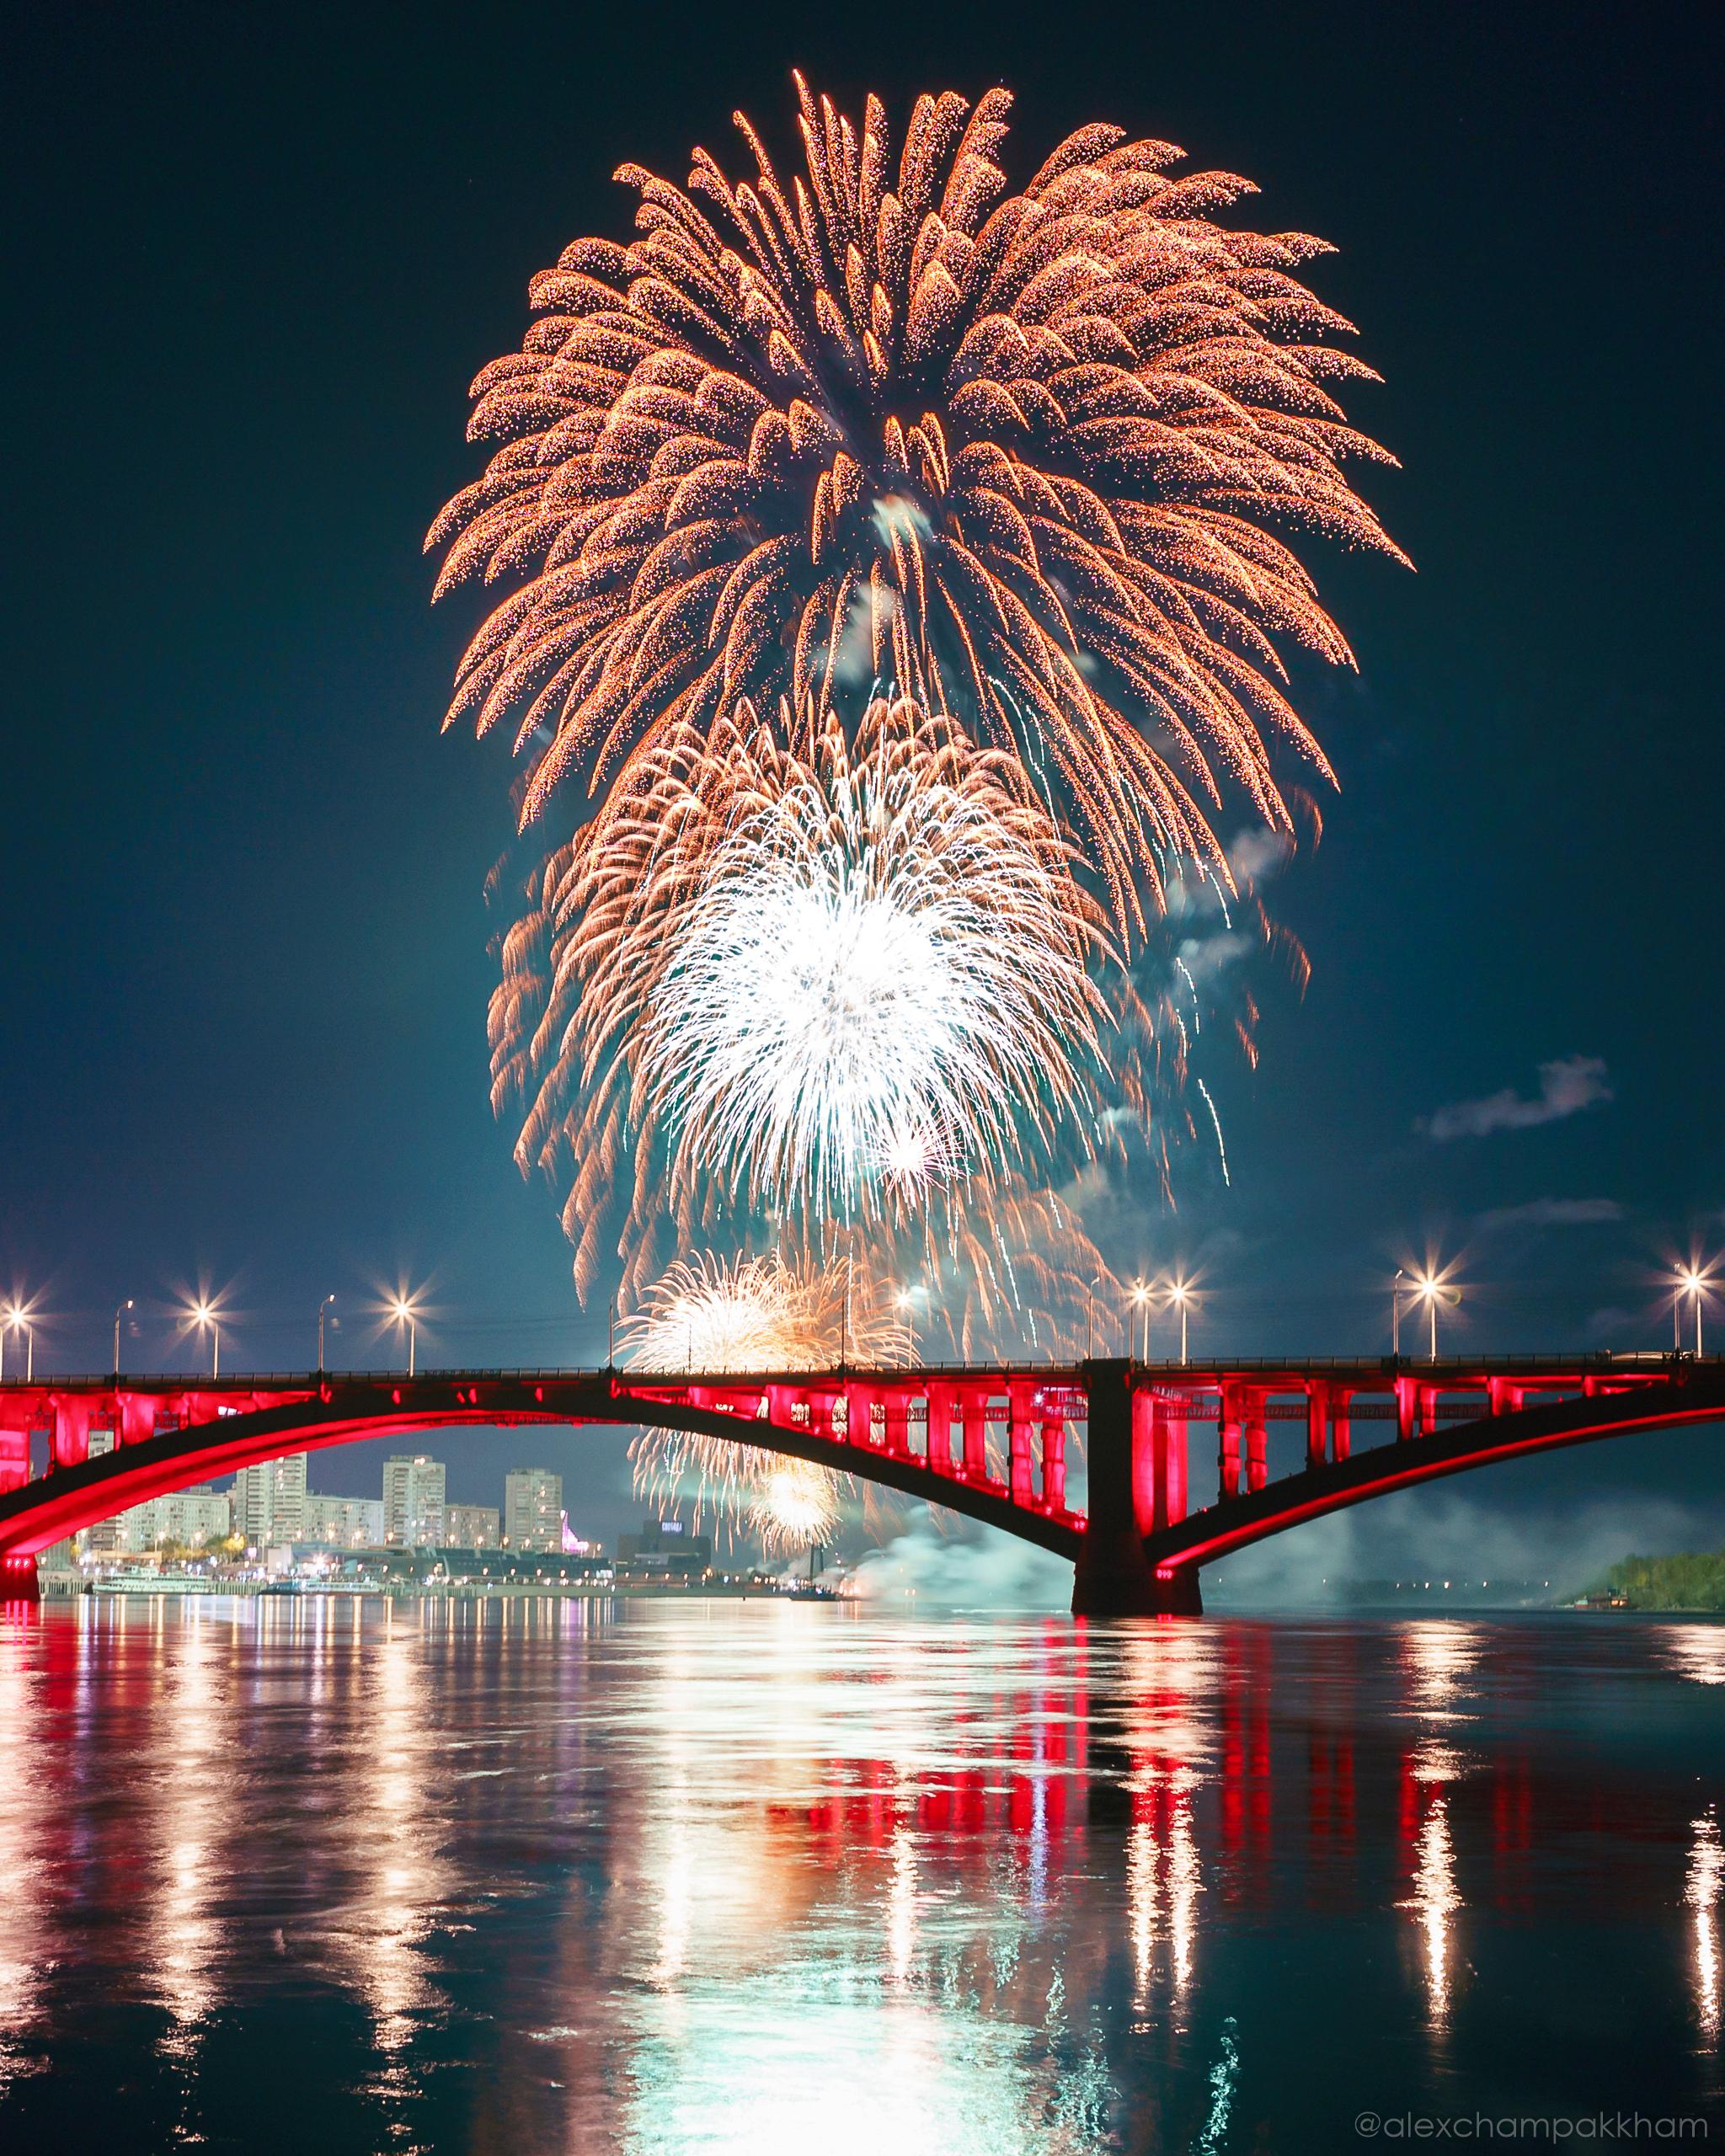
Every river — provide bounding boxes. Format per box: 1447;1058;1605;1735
0;1596;1719;2151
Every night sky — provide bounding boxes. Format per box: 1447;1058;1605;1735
4;0;1722;1579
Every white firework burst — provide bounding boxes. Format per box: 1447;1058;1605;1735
635;724;1107;1219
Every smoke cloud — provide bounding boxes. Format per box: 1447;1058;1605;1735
1423;1054;1612;1140
1206;1484;1725;1608
852;1515;1074;1611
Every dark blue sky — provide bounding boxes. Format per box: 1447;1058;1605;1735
3;0;1721;1562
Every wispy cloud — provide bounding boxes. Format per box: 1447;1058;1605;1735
1424;1055;1612;1141
1474;1197;1624;1231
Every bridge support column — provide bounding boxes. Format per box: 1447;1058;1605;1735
1008;1385;1038;1505
1245;1396;1268;1493
54;1399;94;1471
1218;1385;1243;1501
1306;1384;1329;1472
1071;1362;1201;1617
1040;1413;1066;1512
1332;1390;1351;1463
959;1388;989;1480
0;1552;40;1603
1131;1391;1188;1531
925;1383;955;1474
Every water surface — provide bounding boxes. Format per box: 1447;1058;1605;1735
0;1597;1720;2151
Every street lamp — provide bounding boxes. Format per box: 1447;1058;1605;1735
190;1300;220;1378
896;1287;917;1367
114;1299;133;1376
1409;1271;1455;1360
1391;1267;1406;1357
1165;1277;1194;1365
1130;1279;1152;1363
391;1297;419;1377
1;1302;32;1383
1676;1267;1710;1354
318;1294;336;1373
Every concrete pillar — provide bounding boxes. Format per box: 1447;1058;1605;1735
1245;1396;1268;1493
0;1552;40;1603
1008;1385;1038;1505
924;1382;955;1473
1306;1383;1328;1472
959;1386;989;1481
1071;1360;1200;1617
1332;1391;1352;1463
1041;1415;1066;1512
1134;1392;1189;1531
1218;1384;1243;1500
54;1398;93;1470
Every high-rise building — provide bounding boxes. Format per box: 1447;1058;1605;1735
303;1493;386;1547
382;1454;446;1547
445;1502;500;1550
504;1468;563;1552
145;1486;232;1547
233;1453;307;1549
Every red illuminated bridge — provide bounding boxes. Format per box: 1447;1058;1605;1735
3;1354;1722;1614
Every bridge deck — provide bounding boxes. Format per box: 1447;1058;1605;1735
1;1356;1720;1613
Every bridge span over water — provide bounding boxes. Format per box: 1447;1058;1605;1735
3;1354;1722;1614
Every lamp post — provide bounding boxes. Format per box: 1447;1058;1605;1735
1130;1280;1151;1363
1166;1277;1194;1365
114;1299;133;1377
318;1294;336;1374
1;1303;30;1383
1391;1268;1405;1357
391;1299;419;1377
191;1302;219;1378
896;1288;916;1367
1410;1272;1454;1360
1677;1268;1706;1354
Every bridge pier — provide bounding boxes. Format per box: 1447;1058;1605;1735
0;1552;40;1604
1071;1360;1202;1617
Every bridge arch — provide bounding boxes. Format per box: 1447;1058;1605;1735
1;1357;1720;1610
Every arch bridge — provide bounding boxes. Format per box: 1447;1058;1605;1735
2;1353;1721;1614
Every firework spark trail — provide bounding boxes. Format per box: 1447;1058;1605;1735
451;80;1398;1528
635;704;1107;1220
491;695;1119;1318
429;77;1405;936
622;1250;908;1550
487;707;1312;1332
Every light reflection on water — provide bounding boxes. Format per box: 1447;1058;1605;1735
0;1597;1720;2151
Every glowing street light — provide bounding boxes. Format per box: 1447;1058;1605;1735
114;1299;133;1377
1409;1270;1458;1361
1129;1278;1152;1364
1675;1266;1713;1354
1;1301;33;1383
318;1293;336;1373
1165;1276;1195;1366
896;1286;918;1367
390;1296;421;1377
187;1299;222;1378
1391;1267;1406;1357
